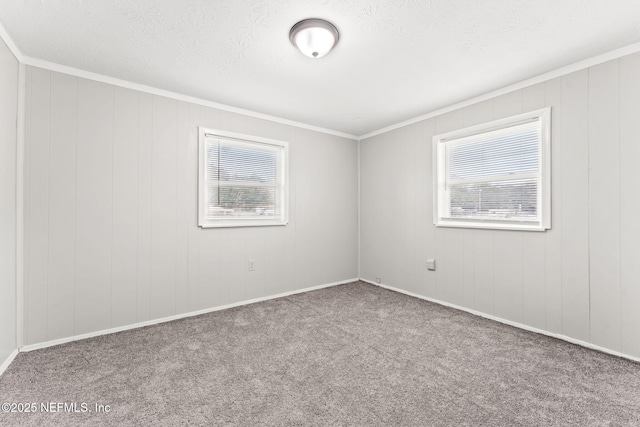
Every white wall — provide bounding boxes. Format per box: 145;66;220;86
0;39;18;364
360;52;640;359
16;46;640;361
22;66;358;346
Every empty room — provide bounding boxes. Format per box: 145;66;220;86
1;1;640;425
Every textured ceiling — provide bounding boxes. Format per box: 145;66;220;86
1;0;640;136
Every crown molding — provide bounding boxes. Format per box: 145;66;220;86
0;19;23;62
21;56;359;140
4;19;640;142
0;20;357;141
359;40;640;140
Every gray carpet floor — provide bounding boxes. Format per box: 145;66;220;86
1;281;640;426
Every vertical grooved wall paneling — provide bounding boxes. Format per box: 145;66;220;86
543;77;563;334
150;96;178;319
619;53;640;357
47;72;77;340
186;103;201;312
22;65;32;346
175;101;190;315
26;67;50;344
423;119;437;297
136;93;153;322
588;60;621;352
560;70;590;342
22;67;358;346
0;38;19;363
75;79;113;335
359;53;640;359
112;87;139;328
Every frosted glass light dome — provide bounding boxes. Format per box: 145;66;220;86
289;19;339;58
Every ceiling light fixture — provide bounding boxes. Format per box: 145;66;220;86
289;18;339;59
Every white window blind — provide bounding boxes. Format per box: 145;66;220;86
198;128;288;228
433;108;551;231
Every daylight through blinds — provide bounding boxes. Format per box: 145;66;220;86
444;119;541;222
205;137;281;219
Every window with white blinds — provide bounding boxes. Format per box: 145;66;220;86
198;128;288;228
433;108;551;231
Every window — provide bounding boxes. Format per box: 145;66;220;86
433;108;551;231
198;127;288;228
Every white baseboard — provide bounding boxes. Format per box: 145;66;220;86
20;278;359;353
0;349;19;377
17;276;638;365
361;278;640;364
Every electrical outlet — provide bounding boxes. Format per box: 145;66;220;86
375;277;381;284
426;259;436;271
248;259;255;272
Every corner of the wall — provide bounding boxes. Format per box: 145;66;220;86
16;61;26;350
358;40;640;140
0;349;19;377
0;20;24;63
19;277;360;353
357;139;361;279
363;278;640;364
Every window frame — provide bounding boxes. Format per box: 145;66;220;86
432;107;551;232
198;127;289;228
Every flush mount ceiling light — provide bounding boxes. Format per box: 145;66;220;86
289;18;339;58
